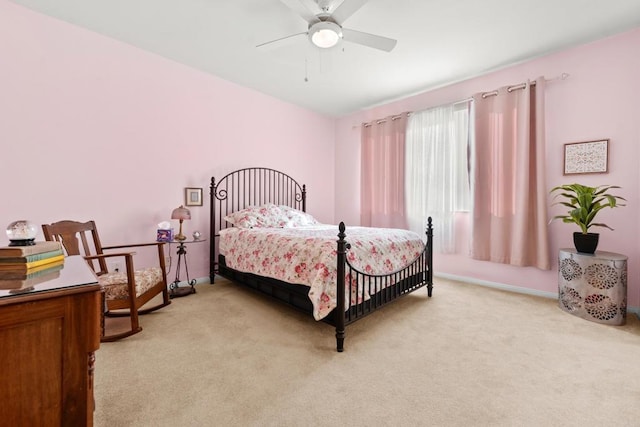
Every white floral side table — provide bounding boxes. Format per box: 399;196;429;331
558;248;627;325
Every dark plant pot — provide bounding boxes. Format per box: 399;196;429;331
573;232;599;254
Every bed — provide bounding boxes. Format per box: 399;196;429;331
209;167;433;352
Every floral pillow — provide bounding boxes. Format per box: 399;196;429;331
224;204;319;228
224;204;287;228
278;205;319;227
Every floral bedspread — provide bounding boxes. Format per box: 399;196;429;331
219;225;425;320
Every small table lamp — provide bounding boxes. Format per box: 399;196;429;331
171;205;191;241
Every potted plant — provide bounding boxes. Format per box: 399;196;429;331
550;183;626;253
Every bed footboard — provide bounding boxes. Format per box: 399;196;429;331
334;218;433;352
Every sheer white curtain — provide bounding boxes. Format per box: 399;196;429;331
405;103;470;253
470;77;550;269
361;114;408;228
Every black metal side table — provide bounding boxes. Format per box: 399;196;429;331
168;238;206;298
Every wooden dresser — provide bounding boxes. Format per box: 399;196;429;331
0;255;101;426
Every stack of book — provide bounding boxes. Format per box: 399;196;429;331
0;241;65;291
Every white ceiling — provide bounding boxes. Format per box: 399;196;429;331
11;0;640;117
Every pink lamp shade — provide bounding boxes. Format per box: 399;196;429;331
171;205;191;221
171;205;191;241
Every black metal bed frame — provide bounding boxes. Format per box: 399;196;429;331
209;167;433;352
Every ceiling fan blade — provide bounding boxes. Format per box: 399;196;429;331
330;0;368;24
256;32;307;49
341;28;397;52
280;0;320;24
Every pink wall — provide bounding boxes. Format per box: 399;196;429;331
0;1;336;280
335;28;640;311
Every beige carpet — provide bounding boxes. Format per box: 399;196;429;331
94;276;640;426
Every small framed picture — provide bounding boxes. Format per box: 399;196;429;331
563;139;609;175
185;187;203;206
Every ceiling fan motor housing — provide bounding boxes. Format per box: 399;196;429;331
316;0;334;12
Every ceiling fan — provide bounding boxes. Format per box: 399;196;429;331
258;0;397;52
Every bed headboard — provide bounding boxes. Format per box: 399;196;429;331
209;167;306;281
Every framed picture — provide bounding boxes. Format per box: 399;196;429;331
185;187;203;206
563;139;609;175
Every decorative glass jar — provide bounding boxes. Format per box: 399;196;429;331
6;220;38;246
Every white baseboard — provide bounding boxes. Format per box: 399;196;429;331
434;272;640;318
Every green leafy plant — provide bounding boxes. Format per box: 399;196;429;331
550;183;626;234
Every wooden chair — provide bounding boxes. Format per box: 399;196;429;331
42;220;171;342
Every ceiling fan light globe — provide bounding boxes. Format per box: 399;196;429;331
312;29;340;48
309;21;342;48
